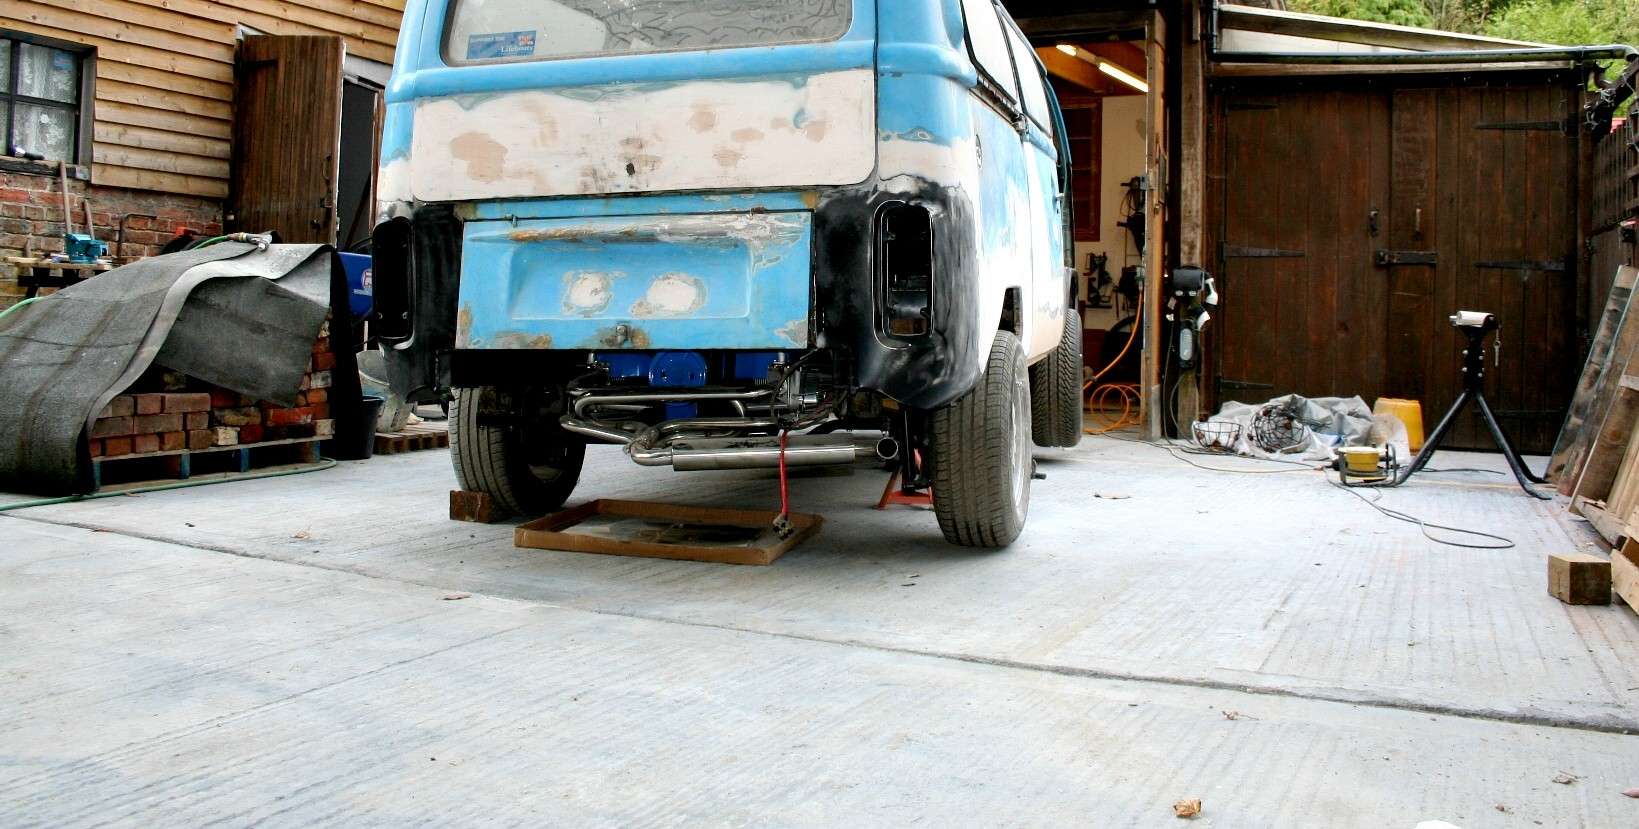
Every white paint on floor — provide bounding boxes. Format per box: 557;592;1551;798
2;434;1637;826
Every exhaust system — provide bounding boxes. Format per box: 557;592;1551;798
560;415;880;470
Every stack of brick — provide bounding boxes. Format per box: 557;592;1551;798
86;328;338;460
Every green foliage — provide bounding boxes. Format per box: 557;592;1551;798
1485;1;1638;51
1287;0;1638;50
1287;0;1434;28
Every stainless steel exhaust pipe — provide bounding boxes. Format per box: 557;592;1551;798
671;438;868;471
875;436;901;462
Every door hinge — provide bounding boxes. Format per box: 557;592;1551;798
1475;118;1571;134
1474;259;1568;273
1222;243;1305;259
1375;250;1438;266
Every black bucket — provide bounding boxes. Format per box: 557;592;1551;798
326;394;384;460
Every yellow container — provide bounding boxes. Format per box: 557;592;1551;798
1339;446;1381;474
1374;397;1425;452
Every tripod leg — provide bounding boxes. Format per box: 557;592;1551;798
1395;390;1469;484
1473;393;1552;497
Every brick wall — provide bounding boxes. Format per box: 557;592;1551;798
0;168;223;307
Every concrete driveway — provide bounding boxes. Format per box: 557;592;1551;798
3;436;1637;826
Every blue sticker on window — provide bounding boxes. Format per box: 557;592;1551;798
467;31;536;60
51;51;73;71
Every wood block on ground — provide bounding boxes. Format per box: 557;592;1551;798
1614;539;1639;611
451;490;509;524
1549;553;1611;605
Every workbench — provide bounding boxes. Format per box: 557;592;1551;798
4;256;114;298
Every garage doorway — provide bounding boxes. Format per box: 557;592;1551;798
1208;77;1581;452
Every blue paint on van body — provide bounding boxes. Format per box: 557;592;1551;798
377;0;1070;409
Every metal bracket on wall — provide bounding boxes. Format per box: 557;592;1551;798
1474;259;1569;273
1375;250;1438;267
1221;244;1305;259
1474;118;1572;134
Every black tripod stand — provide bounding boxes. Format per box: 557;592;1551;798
1365;311;1550;499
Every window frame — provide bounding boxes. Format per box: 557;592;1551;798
1002;20;1054;141
958;0;1022;120
439;0;856;67
0;29;95;168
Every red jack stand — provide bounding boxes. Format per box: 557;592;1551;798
876;448;933;509
875;472;932;509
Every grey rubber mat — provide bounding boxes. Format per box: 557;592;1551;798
0;243;339;494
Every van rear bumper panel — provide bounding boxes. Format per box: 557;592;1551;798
455;212;812;351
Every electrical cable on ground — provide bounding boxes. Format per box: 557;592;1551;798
1326;478;1516;550
1089;433;1517;548
1082;290;1145;434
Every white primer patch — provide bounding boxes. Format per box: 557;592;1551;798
632;273;706;317
409;70;875;201
563;271;618;315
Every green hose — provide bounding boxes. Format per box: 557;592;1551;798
0;296;42;322
0;457;338;513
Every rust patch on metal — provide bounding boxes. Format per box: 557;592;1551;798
449;132;507;183
689;107;718;132
713;147;745;168
491;331;555;349
776;318;809;346
456;305;474;348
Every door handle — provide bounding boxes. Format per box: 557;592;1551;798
1414;207;1423;236
1368;208;1380;237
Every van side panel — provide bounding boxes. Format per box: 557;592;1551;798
1023;126;1067;361
406;71;876;202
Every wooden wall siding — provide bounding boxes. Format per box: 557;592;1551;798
1209;80;1580;453
1591;111;1637;234
0;0;402;199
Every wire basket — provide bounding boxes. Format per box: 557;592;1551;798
1251;402;1310;453
1190;419;1241;451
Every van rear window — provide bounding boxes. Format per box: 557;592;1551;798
444;0;853;65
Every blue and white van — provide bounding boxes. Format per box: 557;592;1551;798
373;0;1080;546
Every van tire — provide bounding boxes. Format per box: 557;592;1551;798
450;386;584;517
1030;308;1084;448
930;330;1032;547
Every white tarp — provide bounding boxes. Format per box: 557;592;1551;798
1199;394;1411;463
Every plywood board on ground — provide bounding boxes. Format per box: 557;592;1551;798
515;499;821;566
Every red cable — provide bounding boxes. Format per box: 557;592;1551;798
777;429;790;518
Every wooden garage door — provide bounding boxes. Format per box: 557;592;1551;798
1211;79;1579;453
230;36;345;244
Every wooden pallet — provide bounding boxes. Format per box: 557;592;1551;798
374;421;449;454
92;437;322;490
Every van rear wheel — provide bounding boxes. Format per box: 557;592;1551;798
450;386;585;517
930;330;1032;547
1030;309;1084;448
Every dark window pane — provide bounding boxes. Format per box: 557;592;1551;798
13;102;74;160
446;0;852;65
18;43;79;104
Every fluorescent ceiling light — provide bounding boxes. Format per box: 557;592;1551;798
1055;43;1149;94
1096;61;1149;93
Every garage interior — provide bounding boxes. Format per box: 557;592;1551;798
3;0;1639;825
